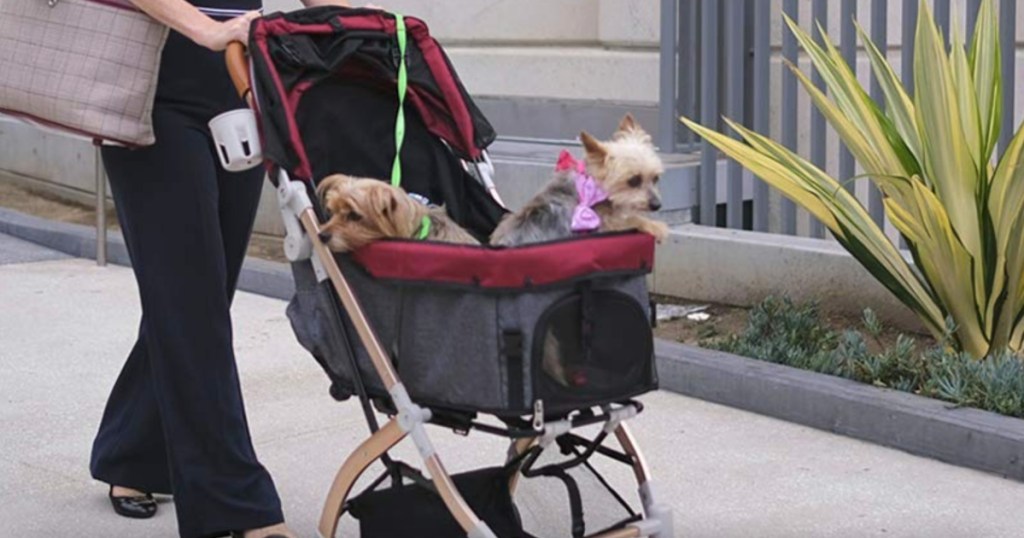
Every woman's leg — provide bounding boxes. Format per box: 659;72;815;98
91;320;173;495
90;106;282;538
214;143;266;302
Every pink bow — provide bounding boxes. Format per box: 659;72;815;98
555;150;608;232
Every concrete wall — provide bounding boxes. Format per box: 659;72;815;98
4;0;1024;241
0;0;659;239
266;0;659;103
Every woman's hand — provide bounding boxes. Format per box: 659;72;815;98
195;11;261;52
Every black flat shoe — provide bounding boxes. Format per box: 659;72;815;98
108;485;157;519
230;534;289;538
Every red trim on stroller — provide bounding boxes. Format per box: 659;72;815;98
351;232;655;289
403;18;479;158
252;20;320;179
335;11;390;31
249;10;488;180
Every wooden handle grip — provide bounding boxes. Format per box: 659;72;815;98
226;41;251;102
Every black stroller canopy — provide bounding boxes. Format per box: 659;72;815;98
249;7;504;237
249;7;497;179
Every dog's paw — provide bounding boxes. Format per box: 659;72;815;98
651;220;670;242
637;218;670;242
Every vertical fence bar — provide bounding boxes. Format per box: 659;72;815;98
724;0;744;229
999;0;1016;155
699;0;720;225
899;0;918;250
839;0;857;194
94;146;107;267
752;0;770;232
780;0;798;235
902;0;917;96
809;0;828;238
677;0;696;147
868;0;888;225
966;0;982;43
905;0;921;95
934;0;951;43
659;0;678;152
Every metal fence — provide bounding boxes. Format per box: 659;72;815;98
659;0;1019;236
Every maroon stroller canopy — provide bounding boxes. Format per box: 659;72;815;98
249;7;496;179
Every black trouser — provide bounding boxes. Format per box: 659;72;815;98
90;31;282;538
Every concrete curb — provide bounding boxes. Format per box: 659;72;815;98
4;207;1023;481
655;339;1024;481
652;225;924;332
0;207;294;300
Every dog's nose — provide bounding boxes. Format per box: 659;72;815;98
648;198;662;211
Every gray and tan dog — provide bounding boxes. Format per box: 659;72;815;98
317;174;479;252
490;115;668;387
489;114;669;247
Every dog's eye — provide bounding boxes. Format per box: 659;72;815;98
628;175;643;188
346;212;362;222
652;175;660;184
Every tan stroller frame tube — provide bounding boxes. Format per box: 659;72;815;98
226;42;673;538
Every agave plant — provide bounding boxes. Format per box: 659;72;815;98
681;0;1024;359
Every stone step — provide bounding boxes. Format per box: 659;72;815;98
476;97;660;145
264;0;659;48
446;45;658;105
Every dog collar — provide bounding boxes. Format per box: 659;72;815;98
409;192;431;206
555;150;608;232
407;192;433;240
414;215;431;240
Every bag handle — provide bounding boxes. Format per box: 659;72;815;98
225;41;252;105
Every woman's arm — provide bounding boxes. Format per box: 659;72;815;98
128;0;259;51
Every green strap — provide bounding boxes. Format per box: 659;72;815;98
391;15;428;242
390;13;408;187
415;215;431;240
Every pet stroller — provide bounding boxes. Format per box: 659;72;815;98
224;6;674;537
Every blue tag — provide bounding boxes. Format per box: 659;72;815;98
409;193;431;206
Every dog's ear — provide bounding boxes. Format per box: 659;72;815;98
616;113;638;134
580;131;607;163
317;174;347;193
366;185;388;215
317;174;353;204
613;113;651;142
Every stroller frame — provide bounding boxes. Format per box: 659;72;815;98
226;38;674;538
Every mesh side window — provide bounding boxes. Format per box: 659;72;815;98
533;289;654;407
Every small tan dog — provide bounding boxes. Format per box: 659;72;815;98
490;114;669;247
317;174;479;252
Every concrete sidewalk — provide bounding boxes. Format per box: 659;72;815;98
2;236;1023;538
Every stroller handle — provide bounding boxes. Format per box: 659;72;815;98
225;41;252;104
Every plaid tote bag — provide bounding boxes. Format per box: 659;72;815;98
0;0;169;145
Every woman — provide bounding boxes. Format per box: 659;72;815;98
89;1;349;537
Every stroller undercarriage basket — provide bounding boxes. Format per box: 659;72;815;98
347;466;531;538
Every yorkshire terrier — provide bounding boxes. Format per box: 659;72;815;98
316;174;479;252
489;114;669;247
490;115;668;387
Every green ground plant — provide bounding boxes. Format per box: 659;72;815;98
710;297;1024;419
